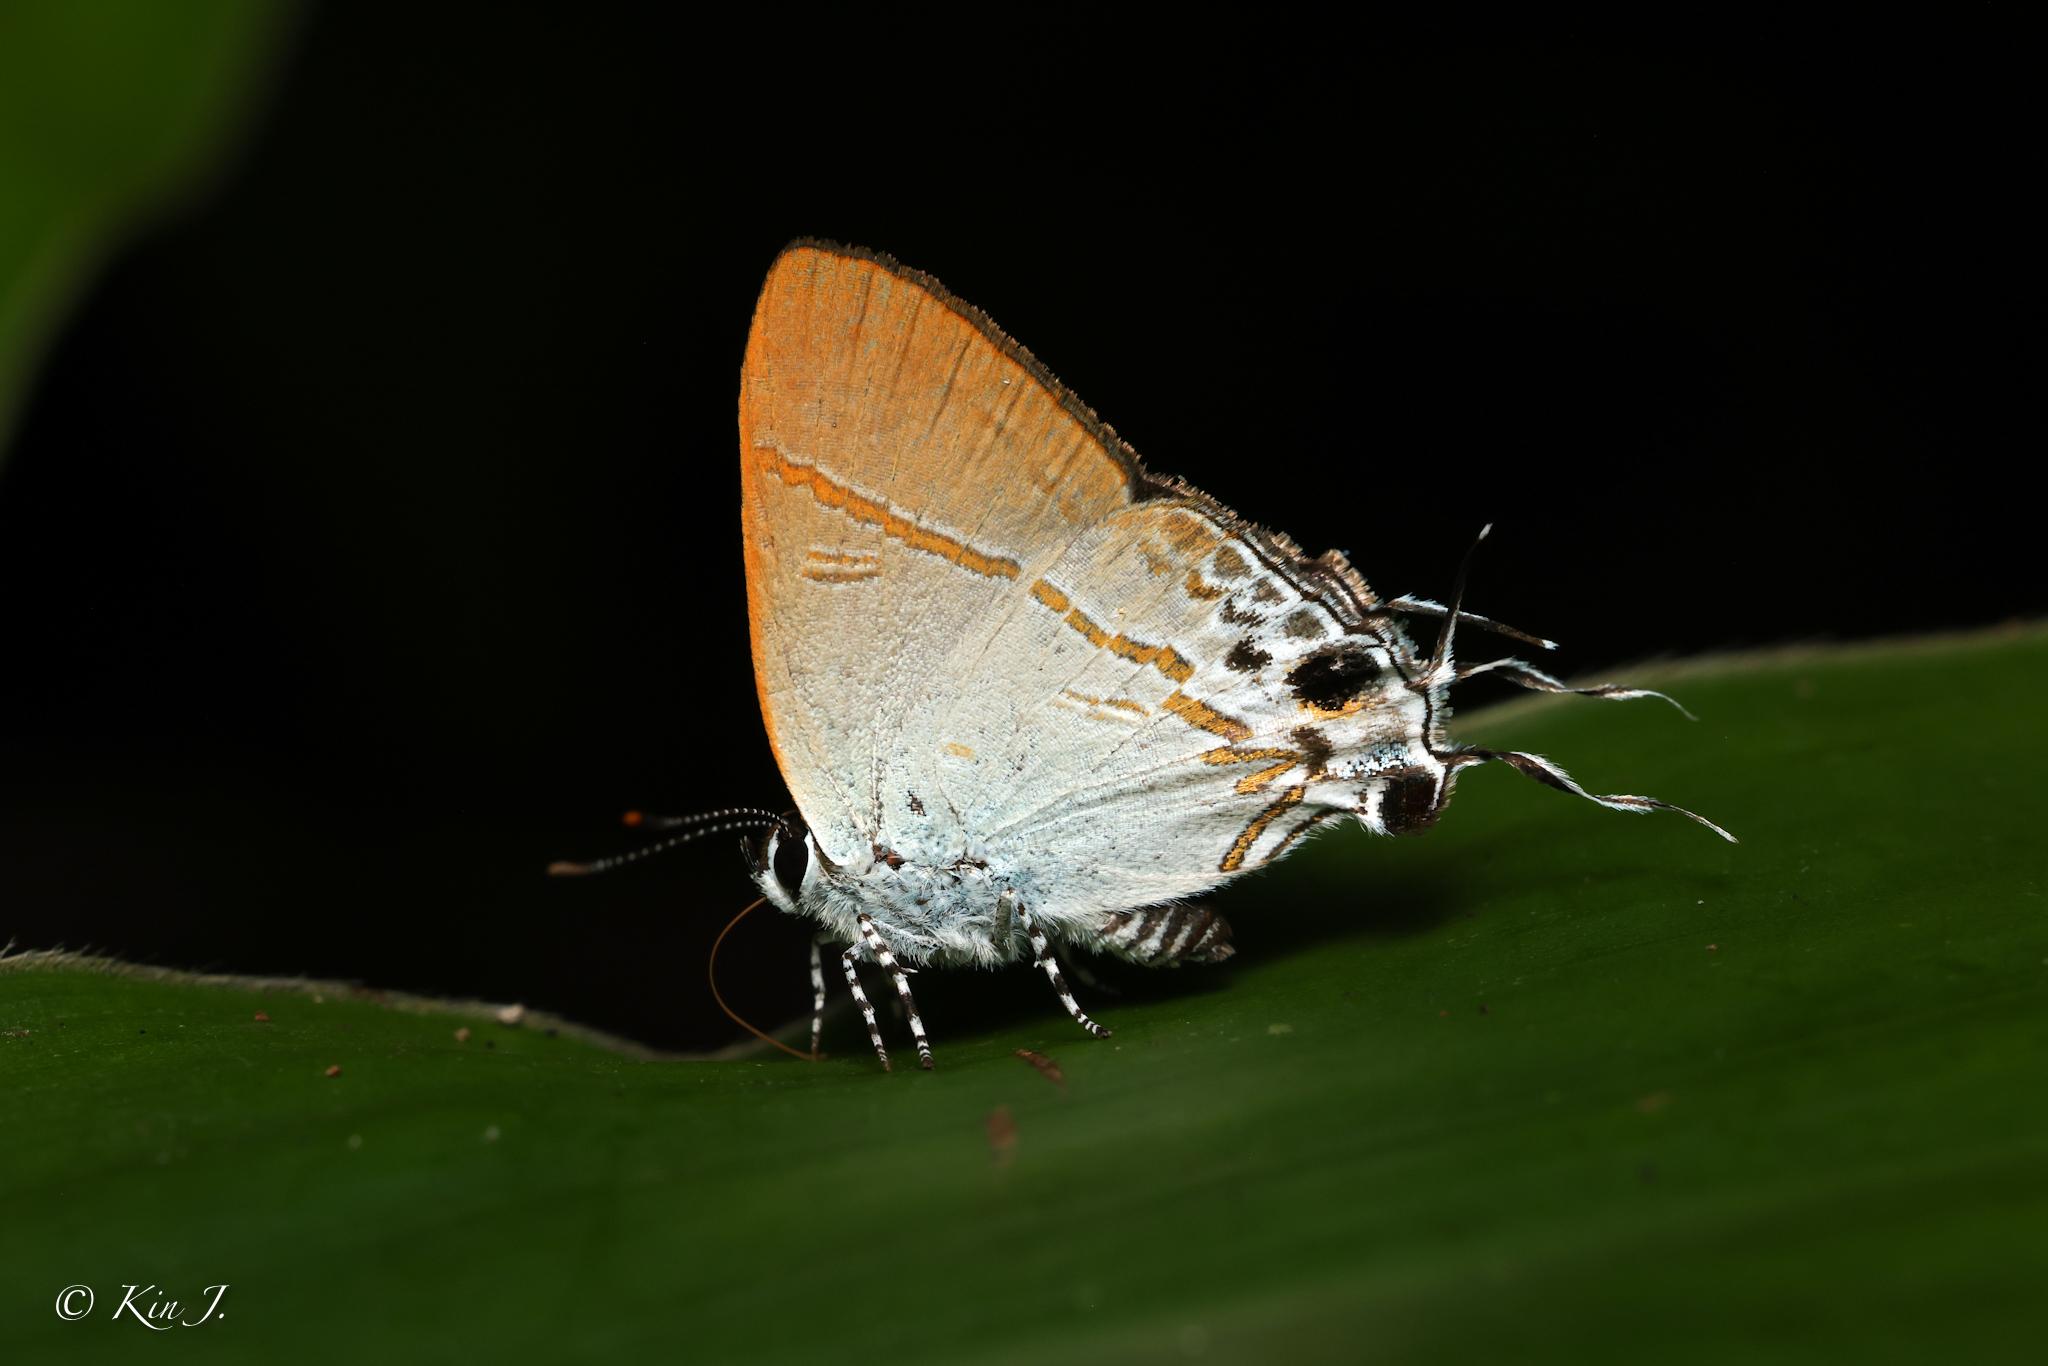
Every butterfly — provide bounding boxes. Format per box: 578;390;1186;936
681;240;1728;1071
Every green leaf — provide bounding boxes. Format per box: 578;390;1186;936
4;628;2042;1364
0;0;292;462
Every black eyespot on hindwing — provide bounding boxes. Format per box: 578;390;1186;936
1225;640;1271;673
1287;647;1383;712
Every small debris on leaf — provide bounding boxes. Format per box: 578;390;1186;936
1014;1048;1066;1089
496;1004;526;1027
986;1105;1017;1166
454;1026;472;1043
324;1064;342;1078
253;1011;271;1023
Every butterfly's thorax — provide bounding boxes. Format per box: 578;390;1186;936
782;840;1026;969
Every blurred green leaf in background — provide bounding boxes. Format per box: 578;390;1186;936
0;0;292;463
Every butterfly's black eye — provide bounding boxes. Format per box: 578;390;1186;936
771;820;810;897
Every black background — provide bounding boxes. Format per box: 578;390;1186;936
3;8;2039;1050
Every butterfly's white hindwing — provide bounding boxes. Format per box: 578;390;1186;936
906;500;1441;940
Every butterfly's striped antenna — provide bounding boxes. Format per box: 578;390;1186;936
708;896;817;1062
546;814;783;877
620;806;793;834
1454;657;1699;720
1445;745;1737;843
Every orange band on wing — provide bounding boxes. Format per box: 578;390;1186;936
1221;784;1306;872
1161;690;1252;742
1199;746;1299;765
1200;745;1300;791
1060;689;1150;717
755;444;1021;580
1030;577;1196;684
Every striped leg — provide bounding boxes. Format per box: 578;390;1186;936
840;943;890;1072
1019;902;1112;1039
808;937;828;1060
858;913;933;1070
